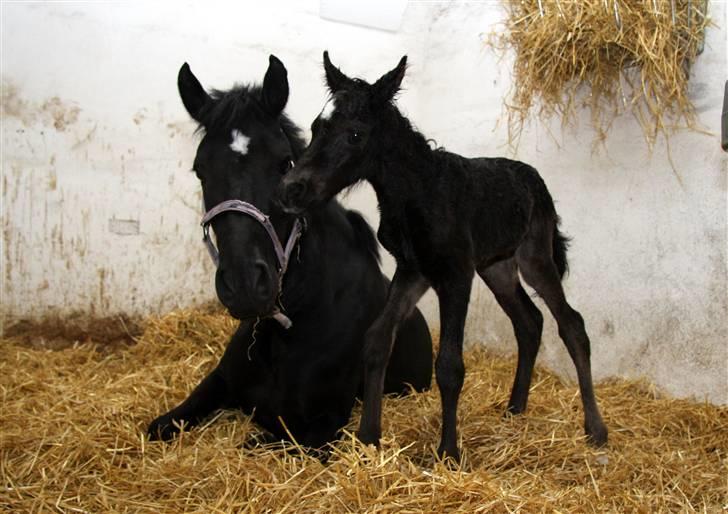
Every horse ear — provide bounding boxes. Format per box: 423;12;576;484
323;51;353;93
262;54;289;115
372;55;407;104
178;63;211;122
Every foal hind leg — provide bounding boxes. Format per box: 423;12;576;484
516;232;607;446
433;274;473;462
478;258;543;415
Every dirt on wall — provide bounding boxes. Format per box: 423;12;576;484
2;314;144;350
1;301;224;350
1;79;81;131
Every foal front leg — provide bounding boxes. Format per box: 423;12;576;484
357;268;429;447
434;276;473;462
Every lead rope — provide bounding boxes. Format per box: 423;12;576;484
248;317;262;361
272;217;306;325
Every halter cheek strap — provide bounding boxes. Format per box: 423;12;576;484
201;199;305;328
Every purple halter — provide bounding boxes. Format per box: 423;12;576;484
201;199;305;328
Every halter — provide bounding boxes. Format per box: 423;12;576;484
201;199;305;329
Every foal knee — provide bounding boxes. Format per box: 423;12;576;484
435;350;465;395
363;326;394;371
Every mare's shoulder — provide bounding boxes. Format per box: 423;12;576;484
317;201;381;265
343;209;381;264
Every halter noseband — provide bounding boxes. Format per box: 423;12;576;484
201;199;305;329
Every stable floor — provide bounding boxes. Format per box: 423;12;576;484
1;310;726;512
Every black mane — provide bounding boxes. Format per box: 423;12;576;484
197;84;306;158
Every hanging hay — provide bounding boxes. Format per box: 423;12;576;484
2;308;726;512
491;0;711;149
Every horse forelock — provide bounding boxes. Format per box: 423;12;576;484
193;84;260;136
196;83;305;159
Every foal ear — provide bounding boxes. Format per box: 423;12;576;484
372;55;407;104
178;63;211;122
262;54;289;115
323;51;353;93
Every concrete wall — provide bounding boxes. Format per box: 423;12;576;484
2;1;726;403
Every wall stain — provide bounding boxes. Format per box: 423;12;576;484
2;79;82;132
71;123;97;150
600;319;615;337
1;80;35;125
166;120;189;138
41;96;80;131
3;313;143;347
98;268;108;312
133;108;147;125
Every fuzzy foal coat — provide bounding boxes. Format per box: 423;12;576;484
279;52;607;461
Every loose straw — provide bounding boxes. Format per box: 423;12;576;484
491;0;711;150
2;308;726;512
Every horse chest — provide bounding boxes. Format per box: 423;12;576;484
377;215;418;265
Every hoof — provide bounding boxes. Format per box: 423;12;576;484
436;443;461;466
504;403;526;417
356;429;381;448
585;421;608;447
147;414;184;441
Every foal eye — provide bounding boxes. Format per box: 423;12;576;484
348;131;361;145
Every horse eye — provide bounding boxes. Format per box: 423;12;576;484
280;158;294;174
348;131;361;145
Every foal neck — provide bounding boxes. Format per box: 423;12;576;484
369;109;434;206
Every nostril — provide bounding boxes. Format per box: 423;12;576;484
253;260;275;301
284;180;307;206
216;268;237;302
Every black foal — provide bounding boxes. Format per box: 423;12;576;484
278;52;607;461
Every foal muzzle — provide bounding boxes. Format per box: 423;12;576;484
201;199;305;328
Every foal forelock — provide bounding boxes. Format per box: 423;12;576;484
320;97;336;121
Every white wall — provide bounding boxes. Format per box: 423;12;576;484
2;1;726;403
407;2;727;405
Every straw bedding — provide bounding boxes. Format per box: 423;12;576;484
2;309;726;512
493;0;710;148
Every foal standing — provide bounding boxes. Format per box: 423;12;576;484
279;52;607;461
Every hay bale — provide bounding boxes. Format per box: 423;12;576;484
492;0;710;149
1;309;726;512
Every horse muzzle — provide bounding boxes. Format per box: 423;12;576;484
200;198;304;328
215;261;278;320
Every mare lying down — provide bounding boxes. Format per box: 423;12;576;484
147;55;432;450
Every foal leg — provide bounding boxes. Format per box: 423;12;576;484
478;258;544;415
357;268;429;447
516;233;608;446
434;275;473;462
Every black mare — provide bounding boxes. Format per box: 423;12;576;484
278;52;608;461
147;56;433;450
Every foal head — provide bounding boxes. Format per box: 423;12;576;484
179;56;303;320
278;51;407;214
